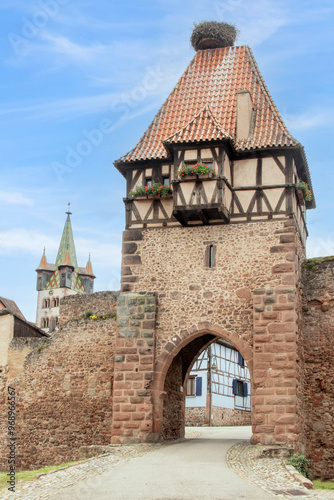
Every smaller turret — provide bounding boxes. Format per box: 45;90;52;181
78;254;96;294
35;248;54;291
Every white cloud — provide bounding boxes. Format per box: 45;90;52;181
0;191;33;206
0;229;58;256
284;109;334;131
0;228;122;271
306;236;334;259
40;33;106;62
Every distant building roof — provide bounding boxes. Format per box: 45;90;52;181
0;297;26;321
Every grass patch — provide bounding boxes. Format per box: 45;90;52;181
0;461;81;492
313;480;334;490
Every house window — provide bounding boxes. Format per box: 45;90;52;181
232;379;248;397
163;177;170;186
145;178;152;188
186;376;197;396
238;353;245;368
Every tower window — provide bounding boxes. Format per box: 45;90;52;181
205;244;216;268
209;245;214;268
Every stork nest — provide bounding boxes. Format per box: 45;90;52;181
191;21;238;50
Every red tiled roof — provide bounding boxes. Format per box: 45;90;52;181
115;46;298;167
164;104;232;145
0;297;26;321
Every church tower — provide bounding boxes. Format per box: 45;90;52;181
111;22;316;447
36;208;95;332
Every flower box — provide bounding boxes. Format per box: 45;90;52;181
128;182;173;199
177;162;216;180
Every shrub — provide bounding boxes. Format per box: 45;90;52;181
287;453;309;478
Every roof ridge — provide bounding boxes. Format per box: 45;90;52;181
114;45;302;168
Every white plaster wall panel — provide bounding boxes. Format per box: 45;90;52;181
132;171;143;190
262;157;285;185
203;180;216;202
263;188;285;211
0;314;13;365
236;190;255;211
160;199;173;218
234;159;257;187
180;182;197;205
200;148;213;160
134;200;151;219
184;150;197;161
162;165;169;176
225;186;232;211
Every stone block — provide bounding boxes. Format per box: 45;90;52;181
142;331;154;338
123;255;142;265
119;328;138;339
272;263;294;274
123;229;143;241
123;242;138;254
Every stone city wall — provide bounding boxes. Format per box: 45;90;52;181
300;257;334;479
0;291;117;471
59;290;119;326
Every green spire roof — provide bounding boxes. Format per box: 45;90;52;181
55;212;78;269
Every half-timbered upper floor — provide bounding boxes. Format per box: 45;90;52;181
122;142;309;246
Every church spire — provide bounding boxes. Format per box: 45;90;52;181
55;205;78;270
85;253;95;277
36;247;48;270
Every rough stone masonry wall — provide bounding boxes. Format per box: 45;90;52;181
185;407;251;427
120;219;303;446
300;257;334;479
0;291;117;471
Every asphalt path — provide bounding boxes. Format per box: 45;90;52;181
55;426;274;500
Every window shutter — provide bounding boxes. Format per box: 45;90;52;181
243;382;248;397
196;377;202;396
232;379;237;395
238;353;243;366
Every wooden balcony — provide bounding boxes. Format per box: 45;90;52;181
172;177;230;226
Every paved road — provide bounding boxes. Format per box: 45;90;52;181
54;427;274;500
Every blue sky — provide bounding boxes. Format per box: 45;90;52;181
0;0;333;321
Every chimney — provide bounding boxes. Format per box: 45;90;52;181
236;90;253;141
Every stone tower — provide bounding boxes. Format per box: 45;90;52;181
36;209;95;332
112;23;314;446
